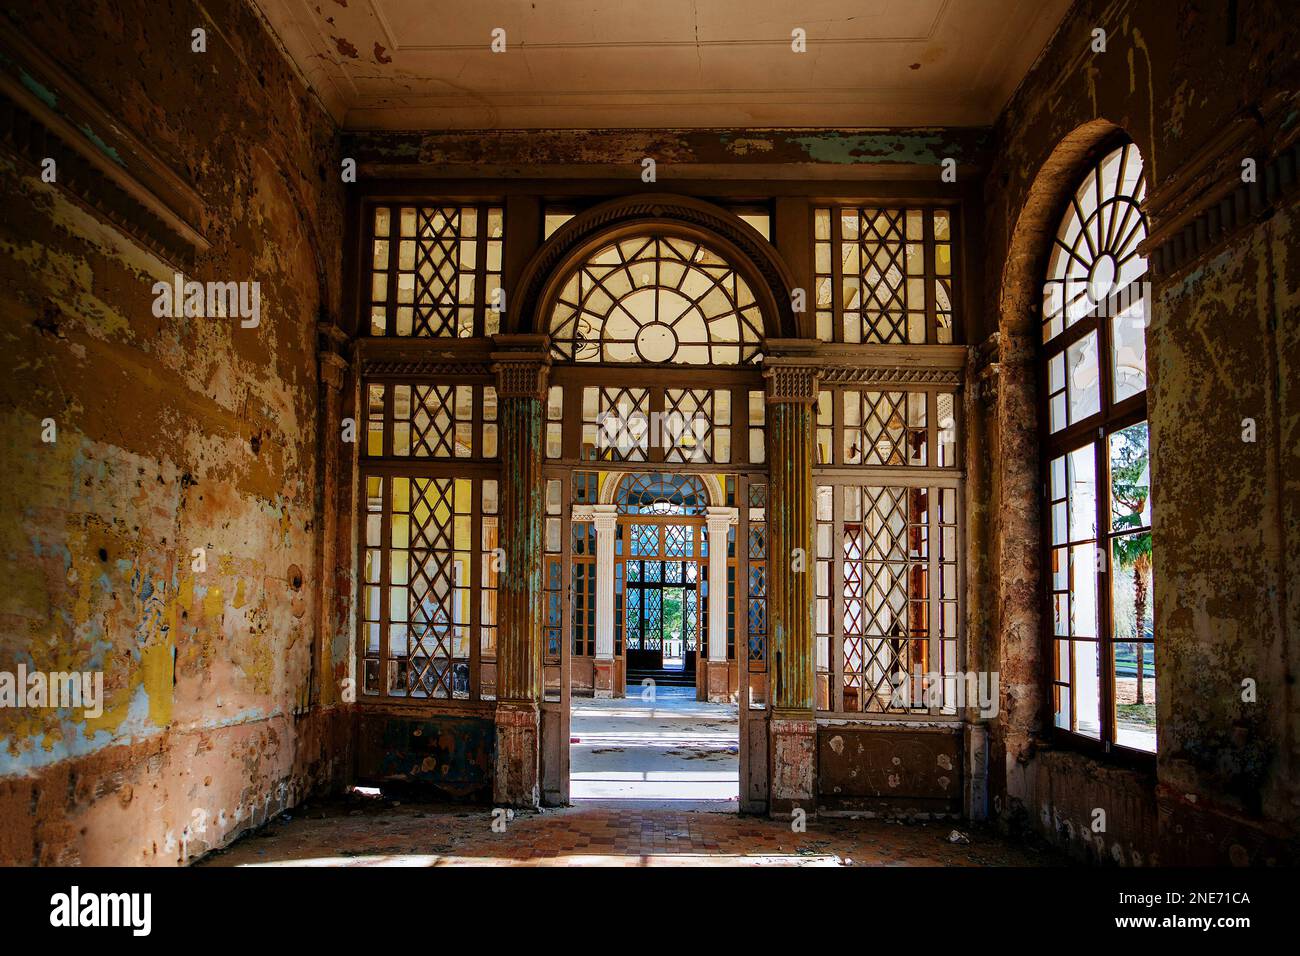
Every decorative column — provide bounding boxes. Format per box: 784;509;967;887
591;504;619;698
764;341;820;815
491;334;550;807
316;323;349;709
705;506;735;703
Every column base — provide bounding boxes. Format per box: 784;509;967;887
705;660;732;703
769;714;817;817
593;657;615;699
493;700;540;808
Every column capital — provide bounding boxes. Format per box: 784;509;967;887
762;364;820;404
591;503;619;531
763;338;821;404
491;333;551;399
705;506;738;529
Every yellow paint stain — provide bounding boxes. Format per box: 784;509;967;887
139;637;175;727
242;629;274;695
202;585;225;623
233;577;248;609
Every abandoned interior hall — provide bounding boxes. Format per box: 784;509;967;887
0;0;1298;870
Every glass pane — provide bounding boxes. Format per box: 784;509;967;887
1111;295;1148;402
1109;421;1151;532
1073;640;1101;738
1111;523;1154;752
1066;330;1101;424
1114;643;1156;752
1067;444;1097;542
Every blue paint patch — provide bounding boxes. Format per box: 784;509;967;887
77;123;125;167
19;70;57;110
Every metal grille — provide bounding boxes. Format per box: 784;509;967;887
361;383;495;460
583;387;650;461
842;390;925;466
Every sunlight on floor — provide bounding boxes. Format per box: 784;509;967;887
569;687;739;803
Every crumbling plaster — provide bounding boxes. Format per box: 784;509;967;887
982;0;1300;863
0;0;348;865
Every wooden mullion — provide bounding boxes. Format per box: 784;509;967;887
470;477;482;702
737;476;751;677
384;205;400;337
563;384;581;460
649;387;665;464
362;201;378;337
924;208;937;344
831;205;845;343
832;479;845;713
926;390;938;470
1094;431;1114;748
947;206;961;345
560;473;572;700
379;475;394;698
926;479;941;715
474;203;489;337
383;381;396;461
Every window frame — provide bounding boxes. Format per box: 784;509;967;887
812;203;961;346
1039;137;1156;767
363;200;506;339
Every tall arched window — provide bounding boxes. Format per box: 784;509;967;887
1041;141;1155;756
548;234;764;365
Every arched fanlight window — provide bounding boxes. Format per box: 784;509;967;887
1041;140;1155;756
614;473;710;515
548;235;764;365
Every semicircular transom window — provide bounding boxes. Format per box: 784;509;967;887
1042;142;1149;342
549;235;764;365
614;473;710;515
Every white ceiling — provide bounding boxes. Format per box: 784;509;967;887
254;0;1072;130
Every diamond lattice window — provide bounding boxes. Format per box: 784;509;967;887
814;206;958;344
367;204;504;338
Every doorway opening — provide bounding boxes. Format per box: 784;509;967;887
567;471;740;807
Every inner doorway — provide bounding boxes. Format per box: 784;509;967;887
623;518;703;689
564;470;742;807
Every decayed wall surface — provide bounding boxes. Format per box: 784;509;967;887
0;0;347;865
982;0;1300;863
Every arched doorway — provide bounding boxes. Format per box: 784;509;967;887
523;197;786;808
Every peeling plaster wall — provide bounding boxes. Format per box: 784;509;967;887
343;126;991;178
0;0;347;865
982;0;1300;864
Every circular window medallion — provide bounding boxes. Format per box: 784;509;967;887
635;323;678;362
1087;253;1117;302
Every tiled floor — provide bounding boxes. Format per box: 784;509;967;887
202;688;1061;867
569;685;739;804
201;797;1063;867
